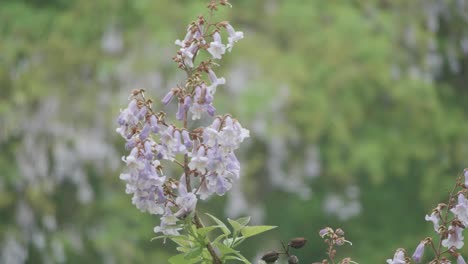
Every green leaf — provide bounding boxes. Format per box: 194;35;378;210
150;235;185;242
223;237;244;248
235;216;251;226
196;226;219;237
184;247;203;260
240;225;277;239
171;236;194;248
205;213;231;235
227;218;245;233
168;254;199;264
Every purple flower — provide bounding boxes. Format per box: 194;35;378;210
412;241;425;263
464;169;468;188
174;176;198;218
207;32;226;59
180;43;198;68
387;250;405;264
451;194;468;226
442;225;464;249
207;69;226;95
175;26;194;47
162;90;175;105
225;24;243;52
139;123;151;140
149;115;160;133
458;255;467;264
176;100;185;121
319;227;331;237
181;130;193;149
189;146;209;172
154;208;181;235
116;99;140;138
425;211;440;232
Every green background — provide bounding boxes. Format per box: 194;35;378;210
1;0;468;263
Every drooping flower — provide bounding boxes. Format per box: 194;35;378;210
207;69;226;95
319;227;332;237
458;255;467;264
174;176;198;219
425;211;440;232
189;85;216;120
412;241;425;263
442;225;464;249
188;146;209;172
116;99;140;139
207;32;226;59
154;208;181;236
225;24;244;52
162;90;176;105
387;250;406;264
451;193;468;225
464;169;468;188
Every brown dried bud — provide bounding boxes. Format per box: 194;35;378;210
288;255;299;264
288;237;307;249
335;237;345;246
341;258;352;264
261;251;279;263
335;228;345;236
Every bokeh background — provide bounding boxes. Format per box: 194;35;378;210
2;0;468;263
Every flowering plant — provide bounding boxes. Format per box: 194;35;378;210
387;169;468;264
116;1;277;263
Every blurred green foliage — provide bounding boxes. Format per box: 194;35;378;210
1;0;468;263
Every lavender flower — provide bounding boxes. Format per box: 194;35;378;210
207;69;226;95
464;169;468;188
207;32;226;59
225;24;244;52
411;241;425;263
386;250;406;264
451;194;468;226
442;225;464;249
154;208;181;236
425;211;440;232
117;2;247;241
459;255;467;264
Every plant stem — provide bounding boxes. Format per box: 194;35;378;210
182;95;221;264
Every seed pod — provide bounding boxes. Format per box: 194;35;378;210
288;237;307;249
288;255;299;264
261;251;280;263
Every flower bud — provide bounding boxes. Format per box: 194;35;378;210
288;237;307;249
335;228;345;236
459;255;467;264
319;227;332;237
261;251;279;263
162;90;175;105
464;169;468;188
288;255;299;264
412;241;425;263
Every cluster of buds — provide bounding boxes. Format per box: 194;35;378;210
116;0;249;236
388;169;468;264
260;228;355;264
261;237;307;264
317;227;355;264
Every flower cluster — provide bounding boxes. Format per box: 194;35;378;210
116;0;248;236
387;169;468;264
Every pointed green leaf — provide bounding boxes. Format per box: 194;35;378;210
227;218;245;233
196;226;219;237
205;213;231;235
184;247;203;260
168;254;198;264
235;216;251;226
240;225;277;239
